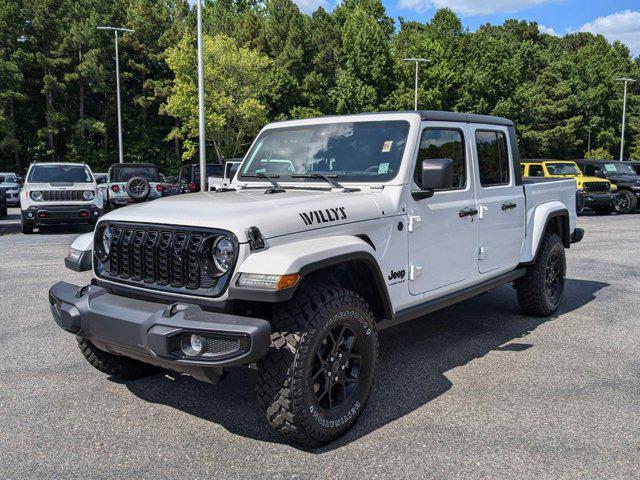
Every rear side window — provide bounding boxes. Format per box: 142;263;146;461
528;164;544;177
476;130;510;186
414;129;466;190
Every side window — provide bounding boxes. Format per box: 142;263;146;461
582;164;594;176
476;130;510;187
414;129;466;190
529;164;544;177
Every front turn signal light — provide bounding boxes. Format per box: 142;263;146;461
237;273;300;290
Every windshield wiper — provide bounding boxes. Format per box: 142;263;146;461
239;172;285;194
291;173;345;189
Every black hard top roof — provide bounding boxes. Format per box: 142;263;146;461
573;159;620;164
109;163;158;169
416;110;514;127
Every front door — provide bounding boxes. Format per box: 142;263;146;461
408;125;479;296
472;127;525;274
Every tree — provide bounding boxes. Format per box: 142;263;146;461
584;147;613;160
164;33;276;160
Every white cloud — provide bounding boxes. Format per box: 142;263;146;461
579;10;640;57
538;24;559;36
293;0;329;14
398;0;560;16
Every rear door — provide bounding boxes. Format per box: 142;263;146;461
407;124;479;295
472;126;525;274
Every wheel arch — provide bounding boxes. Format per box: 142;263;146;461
520;205;570;266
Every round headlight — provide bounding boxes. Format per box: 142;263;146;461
212;236;234;273
83;190;95;200
30;191;43;201
96;225;113;261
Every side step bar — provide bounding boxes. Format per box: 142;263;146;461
379;268;526;330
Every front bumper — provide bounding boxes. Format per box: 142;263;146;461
22;204;101;225
49;282;271;381
582;192;614;208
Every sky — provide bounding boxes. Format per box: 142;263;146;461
290;0;640;58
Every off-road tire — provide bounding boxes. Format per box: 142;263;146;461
126;176;151;202
614;190;637;214
77;337;158;379
256;286;378;447
1;205;7;217
21;219;33;234
516;233;566;317
593;206;611;215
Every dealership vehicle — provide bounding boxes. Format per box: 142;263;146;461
106;163;167;209
49;111;583;446
0;186;6;217
208;161;241;191
575;159;640;214
179;163;224;192
521;160;615;215
21;162;102;234
0;172;22;208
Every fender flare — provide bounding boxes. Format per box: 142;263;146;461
520;203;570;266
228;236;393;318
65;232;94;272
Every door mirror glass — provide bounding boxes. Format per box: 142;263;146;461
224;161;241;181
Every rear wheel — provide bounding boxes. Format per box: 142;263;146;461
77;337;159;380
614;190;638;214
256;286;378;447
516;233;566;317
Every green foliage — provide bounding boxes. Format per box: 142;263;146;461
584;147;614;160
1;1;639;174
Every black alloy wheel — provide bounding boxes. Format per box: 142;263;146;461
311;324;364;411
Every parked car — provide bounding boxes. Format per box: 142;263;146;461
106;163;167;209
20;162;102;234
521;160;616;215
0;172;22;208
575;159;640;214
178;163;224;192
50;111;582;446
0;186;6;218
208;161;241;191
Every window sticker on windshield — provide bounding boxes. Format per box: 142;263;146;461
382;141;393;152
603;164;617;172
378;163;389;174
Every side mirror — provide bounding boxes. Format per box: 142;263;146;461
412;158;454;200
224;161;241;182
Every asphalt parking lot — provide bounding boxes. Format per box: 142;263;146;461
0;207;638;479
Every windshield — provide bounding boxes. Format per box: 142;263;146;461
602;162;636;175
0;175;17;184
111;166;160;182
546;163;581;176
241;121;410;182
28;165;92;183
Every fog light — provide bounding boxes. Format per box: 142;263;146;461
26;212;34;219
181;333;205;357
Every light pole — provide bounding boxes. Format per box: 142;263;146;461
403;58;430;111
615;77;636;161
97;26;134;164
196;0;207;191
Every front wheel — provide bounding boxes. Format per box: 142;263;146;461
516;233;566;317
21;219;34;234
77;337;159;379
256;286;378;447
614;190;638;214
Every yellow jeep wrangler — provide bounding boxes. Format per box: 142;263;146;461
522;160;616;215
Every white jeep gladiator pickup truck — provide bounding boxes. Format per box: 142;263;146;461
49;111;583;446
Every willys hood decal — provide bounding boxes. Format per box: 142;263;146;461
100;189;382;242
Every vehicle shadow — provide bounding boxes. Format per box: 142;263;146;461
123;278;608;451
0;215;93;236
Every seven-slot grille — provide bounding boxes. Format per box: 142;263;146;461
42;190;85;201
582;181;610;193
101;224;219;294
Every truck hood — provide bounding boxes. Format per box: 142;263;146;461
604;173;639;185
100;188;383;242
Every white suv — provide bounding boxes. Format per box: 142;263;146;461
21;162;103;234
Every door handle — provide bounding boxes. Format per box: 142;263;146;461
501;202;517;211
459;207;479;218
